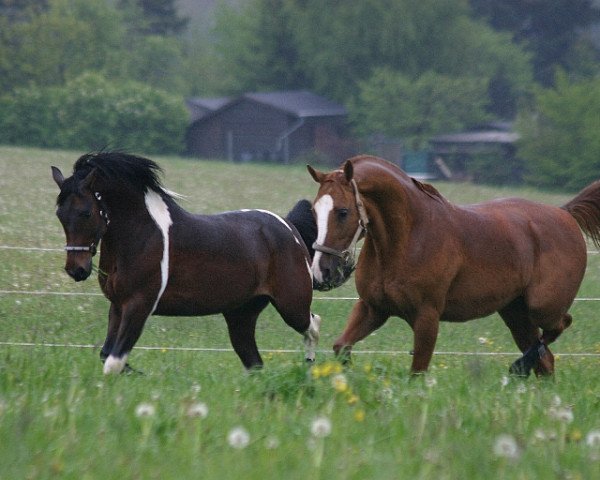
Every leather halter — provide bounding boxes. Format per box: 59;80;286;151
313;179;369;263
64;191;109;256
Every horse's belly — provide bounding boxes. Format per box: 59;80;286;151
441;283;521;322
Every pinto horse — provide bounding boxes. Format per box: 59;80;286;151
52;152;320;374
308;155;600;376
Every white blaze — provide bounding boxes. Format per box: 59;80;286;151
311;194;334;283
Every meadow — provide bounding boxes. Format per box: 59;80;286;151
1;146;600;479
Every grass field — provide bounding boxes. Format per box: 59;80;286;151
2;146;600;479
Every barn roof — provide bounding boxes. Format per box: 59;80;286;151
242;90;347;117
186;90;347;123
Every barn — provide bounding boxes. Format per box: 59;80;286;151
185;90;356;164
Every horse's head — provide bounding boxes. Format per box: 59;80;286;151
307;161;368;291
51;166;108;282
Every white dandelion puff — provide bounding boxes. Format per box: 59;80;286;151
493;434;521;460
500;376;510;388
311;416;332;438
228;427;250;449
135;402;156;418
425;376;437;388
478;337;488;345
549;407;574;424
586;430;600;447
186;402;208;419
265;436;280;449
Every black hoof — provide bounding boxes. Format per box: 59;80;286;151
509;357;531;377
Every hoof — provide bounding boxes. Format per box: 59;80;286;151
509;357;531;377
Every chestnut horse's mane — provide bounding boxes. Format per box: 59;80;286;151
58;152;166;205
350;155;447;204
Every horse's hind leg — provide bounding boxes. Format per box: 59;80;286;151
499;299;554;377
270;295;320;362
223;297;269;370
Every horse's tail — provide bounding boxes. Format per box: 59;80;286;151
561;180;600;248
286;199;317;260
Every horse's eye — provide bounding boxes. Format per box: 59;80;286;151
336;208;349;221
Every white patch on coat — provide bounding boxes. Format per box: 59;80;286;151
145;190;173;314
311;194;334;283
103;353;129;375
303;313;321;361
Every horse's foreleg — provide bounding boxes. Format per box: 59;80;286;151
103;299;153;375
100;303;121;362
333;300;389;364
303;313;321;362
410;308;440;374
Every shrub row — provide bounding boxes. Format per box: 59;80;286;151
0;72;188;154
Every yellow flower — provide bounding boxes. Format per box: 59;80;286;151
346;394;359;405
332;374;349;393
363;364;372;374
311;365;322;379
354;409;365;422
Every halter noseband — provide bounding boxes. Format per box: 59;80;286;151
64;191;110;256
313;179;369;263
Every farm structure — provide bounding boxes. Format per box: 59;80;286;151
185;90;357;164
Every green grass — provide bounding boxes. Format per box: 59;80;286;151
2;146;600;479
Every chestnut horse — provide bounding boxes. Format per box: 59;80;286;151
308;155;600;376
52;152;320;374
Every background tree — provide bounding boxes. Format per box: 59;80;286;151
470;0;600;86
517;72;600;191
351;68;490;149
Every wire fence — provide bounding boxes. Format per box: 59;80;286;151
2;244;600;357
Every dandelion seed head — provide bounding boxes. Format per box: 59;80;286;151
265;435;280;449
311;416;332;438
500;376;510;388
493;434;521;460
586;430;600;447
425;376;437;388
135;402;156;418
228;426;250;449
549;407;574;424
191;383;201;394
186;402;208;419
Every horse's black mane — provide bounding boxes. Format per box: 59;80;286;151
58;152;165;204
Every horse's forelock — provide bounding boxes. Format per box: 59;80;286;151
72;151;165;195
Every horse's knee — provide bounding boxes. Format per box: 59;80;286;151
542;313;572;344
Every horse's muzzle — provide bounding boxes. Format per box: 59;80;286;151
312;259;355;291
66;265;92;282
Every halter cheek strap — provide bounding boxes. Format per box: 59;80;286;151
313;179;369;263
64;192;109;257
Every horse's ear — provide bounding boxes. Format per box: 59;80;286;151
343;160;354;182
51;166;64;188
307;164;324;183
80;167;98;191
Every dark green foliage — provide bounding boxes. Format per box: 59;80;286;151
351;69;491;149
517;72;600;191
0;73;187;154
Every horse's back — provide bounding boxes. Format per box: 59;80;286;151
443;198;586;320
156;207;311;315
